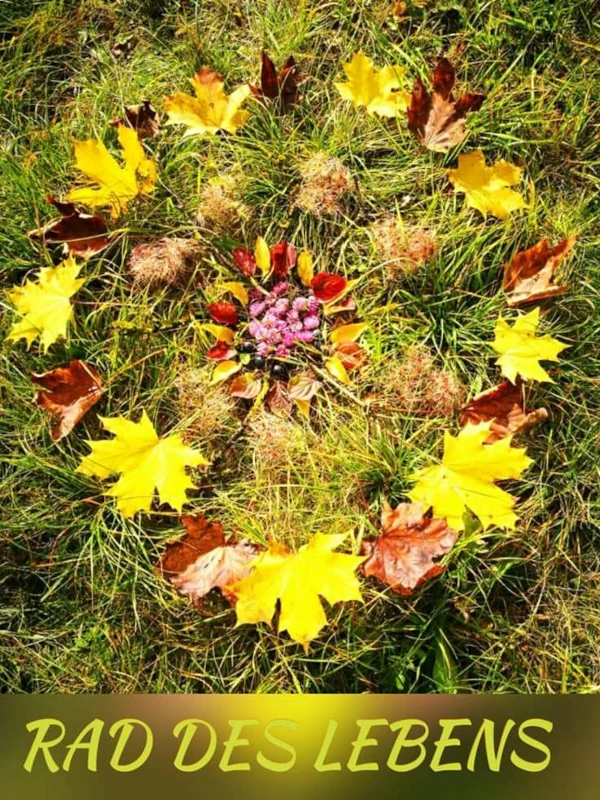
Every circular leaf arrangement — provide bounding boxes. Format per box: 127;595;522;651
7;51;573;649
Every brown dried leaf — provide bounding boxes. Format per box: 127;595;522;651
110;100;160;139
250;51;300;113
28;196;110;258
31;360;104;441
265;380;294;417
361;501;458;595
407;58;485;152
288;371;321;401
163;515;258;605
460;380;548;444
503;237;576;306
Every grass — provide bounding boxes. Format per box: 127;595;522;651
1;0;600;694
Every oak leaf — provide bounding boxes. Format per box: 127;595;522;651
67;125;156;219
32;360;104;441
77;410;209;517
7;256;85;352
361;502;458;595
231;533;365;648
335;51;410;117
460;379;548;443
163;515;258;605
447;150;527;219
164;67;251;136
28;196;110;258
503;237;576;306
409;421;533;531
492;307;568;383
407;57;485;152
250;51;299;113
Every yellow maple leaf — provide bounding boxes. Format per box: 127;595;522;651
231;533;365;648
447;150;527;219
335;51;410;117
164;67;251;137
67;125;157;219
6;256;85;352
409;422;533;531
77;410;209;517
492;307;568;383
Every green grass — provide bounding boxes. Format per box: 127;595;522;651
1;0;600;693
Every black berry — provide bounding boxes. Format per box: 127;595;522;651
251;356;266;369
238;341;256;354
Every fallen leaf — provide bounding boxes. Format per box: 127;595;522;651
164;67;251;136
334;340;366;371
231;533;365;648
160;514;226;576
265;380;294;416
232;247;257;276
207;340;235;360
31;359;104;441
447;150;527;219
110;100;160;139
28;196;110;258
288;372;320;418
361;501;458;595
211;360;242;384
297;250;314;286
230;372;263;399
207;300;238;325
7;256;85;352
163;514;258;605
270;241;296;278
407;57;485;152
77;410;209;517
503;237;576;306
254;236;271;276
409;421;533;531
250;51;299;113
460;379;548;443
329;322;368;345
197;323;235;343
335;51;410;117
325;355;351;384
492;307;568;383
311;272;347;302
218;281;249;305
66;124;157;219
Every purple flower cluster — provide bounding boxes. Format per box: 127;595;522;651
247;281;321;357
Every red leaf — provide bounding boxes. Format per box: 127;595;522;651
311;272;347;302
232;247;257;276
251;51;300;113
31;360;104;441
270;241;296;278
260;51;280;99
28;196;110;258
207;301;238;325
207;340;234;360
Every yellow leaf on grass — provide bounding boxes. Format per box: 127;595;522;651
297;251;314;286
211;360;241;384
67;125;157;219
77;410;208;517
254;236;271;276
231;534;365;648
409;421;533;531
329;322;368;345
164;67;251;136
325;356;351;384
492;307;568;383
218;281;249;305
197;323;235;343
7;256;85;352
335;51;410;117
293;398;312;419
447;150;527;219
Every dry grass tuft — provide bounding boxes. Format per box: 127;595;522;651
296;153;353;217
197;174;248;232
372;216;436;276
174;367;238;449
373;345;465;417
128;237;204;287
